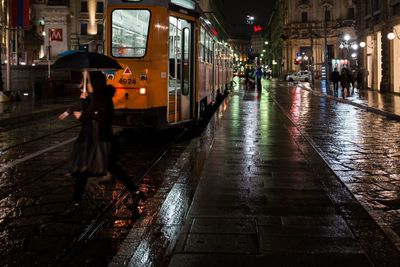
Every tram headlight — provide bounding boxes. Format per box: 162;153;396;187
139;87;147;95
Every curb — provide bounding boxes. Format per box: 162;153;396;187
299;84;400;121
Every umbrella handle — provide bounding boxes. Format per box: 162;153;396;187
82;70;88;93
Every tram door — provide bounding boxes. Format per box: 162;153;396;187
168;17;194;123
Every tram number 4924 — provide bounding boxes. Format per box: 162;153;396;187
119;78;136;85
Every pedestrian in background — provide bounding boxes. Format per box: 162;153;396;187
340;67;351;98
246;67;256;89
255;66;263;92
331;67;340;97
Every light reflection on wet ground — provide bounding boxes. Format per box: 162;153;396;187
268;80;400;243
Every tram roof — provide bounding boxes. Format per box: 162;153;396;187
106;0;196;10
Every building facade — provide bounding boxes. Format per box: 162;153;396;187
32;0;104;62
0;0;105;66
265;0;284;78
5;0;229;65
281;0;357;80
355;0;400;93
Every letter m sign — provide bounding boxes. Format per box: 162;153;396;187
50;29;63;41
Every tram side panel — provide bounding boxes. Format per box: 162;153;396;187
197;25;215;116
107;6;170;128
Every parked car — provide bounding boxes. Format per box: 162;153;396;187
286;70;310;82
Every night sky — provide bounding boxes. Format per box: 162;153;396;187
223;0;276;39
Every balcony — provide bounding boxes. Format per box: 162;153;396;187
48;0;69;6
297;0;311;10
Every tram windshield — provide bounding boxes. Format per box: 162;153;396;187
111;9;150;57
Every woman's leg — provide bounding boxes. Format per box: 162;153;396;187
73;174;88;202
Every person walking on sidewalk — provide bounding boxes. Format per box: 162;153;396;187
59;71;137;211
331;67;340;97
340;67;351;98
255;66;263;92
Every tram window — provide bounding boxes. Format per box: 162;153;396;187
111;9;150;58
205;34;210;63
200;27;205;62
182;27;190;96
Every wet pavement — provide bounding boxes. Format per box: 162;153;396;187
2;79;400;266
164;80;399;266
0;94;79;129
268;80;400;252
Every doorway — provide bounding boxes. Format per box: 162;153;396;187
168;16;194;123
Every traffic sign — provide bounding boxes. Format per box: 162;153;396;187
123;67;132;75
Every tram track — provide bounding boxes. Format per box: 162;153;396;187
0;126;190;267
0;124;79;153
0;123;78;202
51;128;187;267
0;93;228;267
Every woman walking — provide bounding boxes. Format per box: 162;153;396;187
66;71;115;207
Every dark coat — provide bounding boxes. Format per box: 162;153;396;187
340;68;351;88
331;70;340;83
77;85;115;143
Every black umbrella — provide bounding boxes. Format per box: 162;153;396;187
52;51;122;70
52;51;122;92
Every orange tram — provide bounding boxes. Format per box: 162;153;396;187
105;0;234;128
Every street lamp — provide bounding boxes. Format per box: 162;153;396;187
339;34;359;68
246;15;255;25
387;28;400;40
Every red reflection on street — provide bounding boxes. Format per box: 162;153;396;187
289;86;301;124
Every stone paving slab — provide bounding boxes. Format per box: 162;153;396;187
184;232;259;254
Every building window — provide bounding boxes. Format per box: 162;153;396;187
347;8;355;19
393;3;400;15
301;12;308;22
325;10;331;21
81;2;88;12
81;23;103;35
97;2;104;13
81;23;87;35
48;0;69;5
97;24;103;34
327;45;334;59
372;0;379;10
81;1;104;13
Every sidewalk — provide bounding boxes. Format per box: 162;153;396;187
300;80;400;120
166;85;387;266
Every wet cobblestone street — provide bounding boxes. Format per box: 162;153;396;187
267;81;400;249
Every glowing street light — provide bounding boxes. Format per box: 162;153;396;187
246;15;255;25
